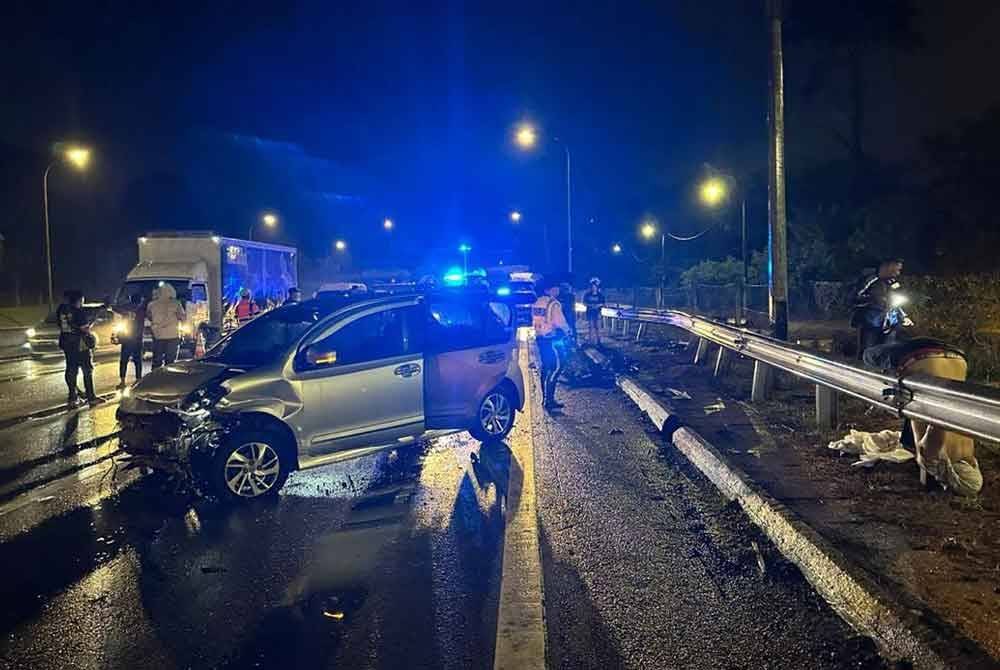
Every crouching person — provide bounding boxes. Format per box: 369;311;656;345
864;338;982;496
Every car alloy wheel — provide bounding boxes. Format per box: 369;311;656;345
224;442;281;497
480;391;512;437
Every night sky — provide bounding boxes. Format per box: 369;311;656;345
2;1;999;294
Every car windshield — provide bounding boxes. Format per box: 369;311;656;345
204;302;324;367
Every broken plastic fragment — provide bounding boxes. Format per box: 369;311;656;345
323;610;345;620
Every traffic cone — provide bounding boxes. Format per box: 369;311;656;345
194;330;206;358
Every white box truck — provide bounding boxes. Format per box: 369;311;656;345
116;232;298;347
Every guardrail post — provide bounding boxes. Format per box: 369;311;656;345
751;361;772;401
693;338;710;365
635;323;645;342
815;385;838;430
713;347;730;377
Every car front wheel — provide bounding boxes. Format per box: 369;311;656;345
470;387;516;443
210;429;290;501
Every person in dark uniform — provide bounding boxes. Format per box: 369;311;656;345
284;287;302;305
57;290;98;406
557;277;577;340
114;293;146;388
851;258;905;359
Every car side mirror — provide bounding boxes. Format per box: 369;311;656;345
304;345;337;368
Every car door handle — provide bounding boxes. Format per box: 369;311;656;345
394;363;421;378
478;350;505;365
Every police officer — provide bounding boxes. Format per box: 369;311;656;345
851;258;906;359
557;276;577;340
532;277;570;410
583;277;606;345
57;290;98;406
114;293;146;388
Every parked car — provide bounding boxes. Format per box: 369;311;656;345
26;303;116;359
117;290;524;501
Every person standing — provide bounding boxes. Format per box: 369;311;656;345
284;287;302;305
57;290;98;406
532;278;570;411
114;293;146;388
557;277;577;340
235;288;260;325
148;283;186;369
851;258;905;359
583;277;606;345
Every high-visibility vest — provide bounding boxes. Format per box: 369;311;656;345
532;296;561;337
236;299;258;321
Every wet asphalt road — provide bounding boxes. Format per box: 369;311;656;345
0;348;890;669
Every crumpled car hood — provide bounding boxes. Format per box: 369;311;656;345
120;360;233;414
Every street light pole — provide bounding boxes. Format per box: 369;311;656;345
561;142;572;274
741;197;748;322
42;162;55;312
767;0;789;340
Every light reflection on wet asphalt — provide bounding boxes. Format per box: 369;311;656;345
0;429;508;670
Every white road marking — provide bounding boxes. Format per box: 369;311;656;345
493;346;546;670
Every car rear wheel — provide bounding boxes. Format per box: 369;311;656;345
470;387;515;443
210;429;290;502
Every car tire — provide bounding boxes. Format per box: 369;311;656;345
470;386;516;443
210;429;290;502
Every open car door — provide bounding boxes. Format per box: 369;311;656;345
423;294;516;429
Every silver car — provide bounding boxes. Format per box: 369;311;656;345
117;291;524;501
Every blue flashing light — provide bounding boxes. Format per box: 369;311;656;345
458;244;472;253
443;267;465;285
496;286;511;296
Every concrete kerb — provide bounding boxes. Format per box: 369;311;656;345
582;347;949;669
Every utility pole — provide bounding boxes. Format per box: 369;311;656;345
767;0;789;340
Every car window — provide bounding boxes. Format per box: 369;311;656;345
205;303;321;367
427;299;509;352
305;306;419;368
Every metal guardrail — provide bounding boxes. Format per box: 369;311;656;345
601;305;1000;444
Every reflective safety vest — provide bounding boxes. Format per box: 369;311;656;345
236;298;259;321
532;295;564;337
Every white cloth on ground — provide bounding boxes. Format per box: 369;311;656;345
827;429;914;468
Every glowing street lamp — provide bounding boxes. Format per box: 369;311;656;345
513;121;573;272
42;144;92;310
698;171;748;320
611;243;622;254
335;239;347;252
514;123;537;150
509;210;522;223
699;177;728;207
640;221;657;240
383;218;394;231
249;212;279;240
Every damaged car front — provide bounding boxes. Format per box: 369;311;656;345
116;299;334;496
117;361;239;486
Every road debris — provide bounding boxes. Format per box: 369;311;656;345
827;429;913;468
751;540;766;576
665;387;692;400
703;399;726;415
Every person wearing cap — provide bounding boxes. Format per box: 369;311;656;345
235;288;260;324
851;258;906;358
532;277;570;410
583;277;606;345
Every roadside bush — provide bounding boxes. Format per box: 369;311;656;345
905;274;1000;383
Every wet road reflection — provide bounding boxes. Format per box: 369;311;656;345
0;431;511;670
